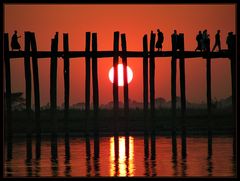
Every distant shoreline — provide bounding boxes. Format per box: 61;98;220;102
4;109;234;136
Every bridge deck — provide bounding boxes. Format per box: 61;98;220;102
6;50;231;60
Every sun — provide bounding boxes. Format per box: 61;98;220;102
109;64;133;86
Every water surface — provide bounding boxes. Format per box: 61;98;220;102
4;135;235;177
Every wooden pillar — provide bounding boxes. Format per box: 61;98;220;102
206;58;212;115
143;35;149;156
85;32;91;114
178;33;187;158
143;34;149;134
50;33;58;115
30;33;40;121
4;33;13;160
206;57;212;155
149;32;156;118
230;34;236;157
171;34;177;156
24;32;32;160
121;33;129;134
121;34;129;114
63;33;70;131
85;32;91;135
92;33;99;116
63;33;70;159
113;31;119;133
92;33;99;158
24;32;32;114
149;32;156;161
50;32;58;160
30;32;41;159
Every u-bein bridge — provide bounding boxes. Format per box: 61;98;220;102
4;31;236;161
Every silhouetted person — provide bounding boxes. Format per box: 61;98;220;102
11;30;21;51
171;30;178;51
226;32;235;51
195;31;203;51
202;30;210;52
212;30;221;52
156;29;164;51
206;34;210;52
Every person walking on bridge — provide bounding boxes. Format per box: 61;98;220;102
195;31;203;52
212;30;221;52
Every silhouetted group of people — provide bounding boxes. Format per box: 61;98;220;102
195;29;211;52
10;30;235;53
194;29;235;52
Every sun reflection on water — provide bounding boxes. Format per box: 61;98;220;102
110;136;134;176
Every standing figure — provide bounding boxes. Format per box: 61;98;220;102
226;32;234;51
206;34;210;52
212;30;221;52
156;29;164;51
171;30;178;51
195;31;203;51
202;30;210;52
11;30;21;51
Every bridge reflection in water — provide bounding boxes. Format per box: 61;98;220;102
4;135;235;177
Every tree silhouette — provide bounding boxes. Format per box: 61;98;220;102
4;92;25;110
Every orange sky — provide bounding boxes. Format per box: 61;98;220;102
4;4;236;107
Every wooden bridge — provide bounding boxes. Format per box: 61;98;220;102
8;49;231;59
4;31;236;160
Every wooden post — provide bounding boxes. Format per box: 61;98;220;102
92;33;99;116
85;32;91;135
121;33;129;134
178;33;187;158
92;33;99;158
143;35;149;155
171;33;177;156
206;56;212;155
143;34;149;135
50;33;58;115
50;32;58;160
230;34;236;157
85;32;91;114
149;32;156;117
24;32;32;114
63;33;70;131
30;32;41;159
149;32;156;161
4;33;13;160
113;31;119;133
4;33;12;126
24;32;32;160
63;33;70;160
30;32;40;121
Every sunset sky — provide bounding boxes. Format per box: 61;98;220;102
4;4;236;107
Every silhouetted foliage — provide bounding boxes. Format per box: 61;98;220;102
4;92;25;110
